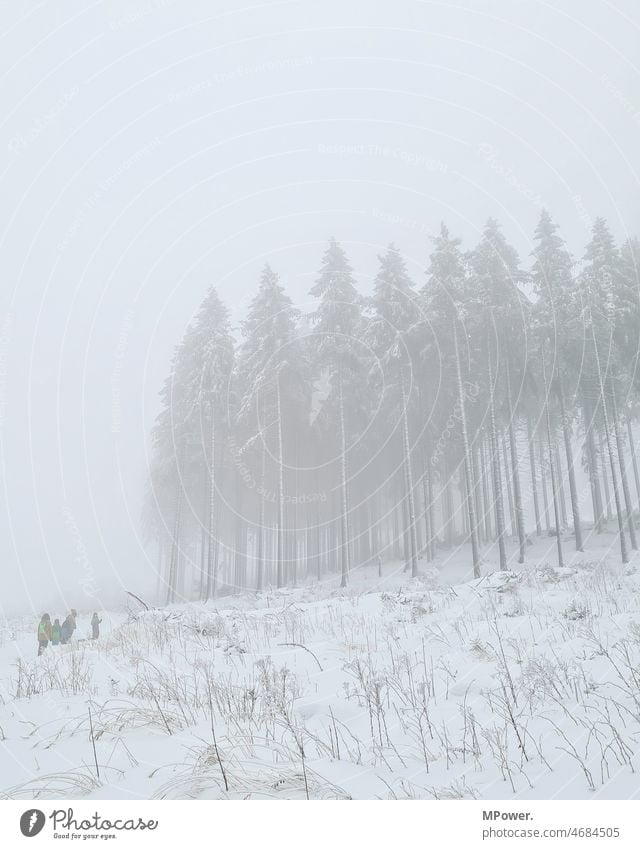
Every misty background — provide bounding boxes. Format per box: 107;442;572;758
0;0;638;617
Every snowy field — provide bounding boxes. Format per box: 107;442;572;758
2;531;640;801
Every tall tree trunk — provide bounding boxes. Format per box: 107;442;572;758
480;436;493;541
427;460;436;559
211;503;220;599
199;470;207;599
370;493;377;566
487;347;507;570
256;446;266;591
592;332;629;563
362;499;372;565
557;370;583;550
156;539;163;603
554;441;568;529
421;454;432;560
546;414;564;567
315;471;322;581
472;442;484;544
276;375;285;587
291;462;298;585
527;417;542;536
461;471;469;537
541;347;564;568
338;379;351;587
502;433;516;538
584;399;604;532
333;514;341;574
627;415;640;511
176;540;186;602
234;480;245;592
538;427;551;534
599;430;614;523
400;370;419;577
586;437;600;531
167;478;184;605
444;466;455;548
504;358;526;562
392;497;401;559
610;380;637;549
205;406;217;599
453;319;480;576
402;489;411;573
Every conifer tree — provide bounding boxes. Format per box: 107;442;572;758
309;239;366;586
235;265;310;588
368;244;421;576
531;209;583;551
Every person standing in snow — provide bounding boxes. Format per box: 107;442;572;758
60;609;77;645
37;614;52;656
91;612;102;640
51;618;61;646
377;555;382;578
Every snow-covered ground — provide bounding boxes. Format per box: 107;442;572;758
2;530;640;800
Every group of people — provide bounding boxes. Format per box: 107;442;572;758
36;610;102;656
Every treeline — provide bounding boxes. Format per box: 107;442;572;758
143;212;640;602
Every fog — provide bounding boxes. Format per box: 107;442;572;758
0;0;638;618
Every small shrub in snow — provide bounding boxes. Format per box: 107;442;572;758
563;600;589;621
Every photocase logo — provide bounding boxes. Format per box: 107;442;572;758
20;809;45;837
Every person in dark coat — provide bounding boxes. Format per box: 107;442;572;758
51;618;61;646
91;612;102;640
60;609;77;645
37;614;52;656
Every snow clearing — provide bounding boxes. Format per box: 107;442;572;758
2;532;640;801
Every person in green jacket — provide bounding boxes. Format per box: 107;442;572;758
37;614;52;656
51;618;61;646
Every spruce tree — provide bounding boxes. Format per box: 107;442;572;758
423;224;481;577
470;219;528;566
309;239;365;587
235;265;310;588
367;244;420;576
531;209;583;551
580;219;630;560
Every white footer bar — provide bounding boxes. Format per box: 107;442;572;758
1;800;637;847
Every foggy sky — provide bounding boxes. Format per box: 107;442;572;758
0;0;638;617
